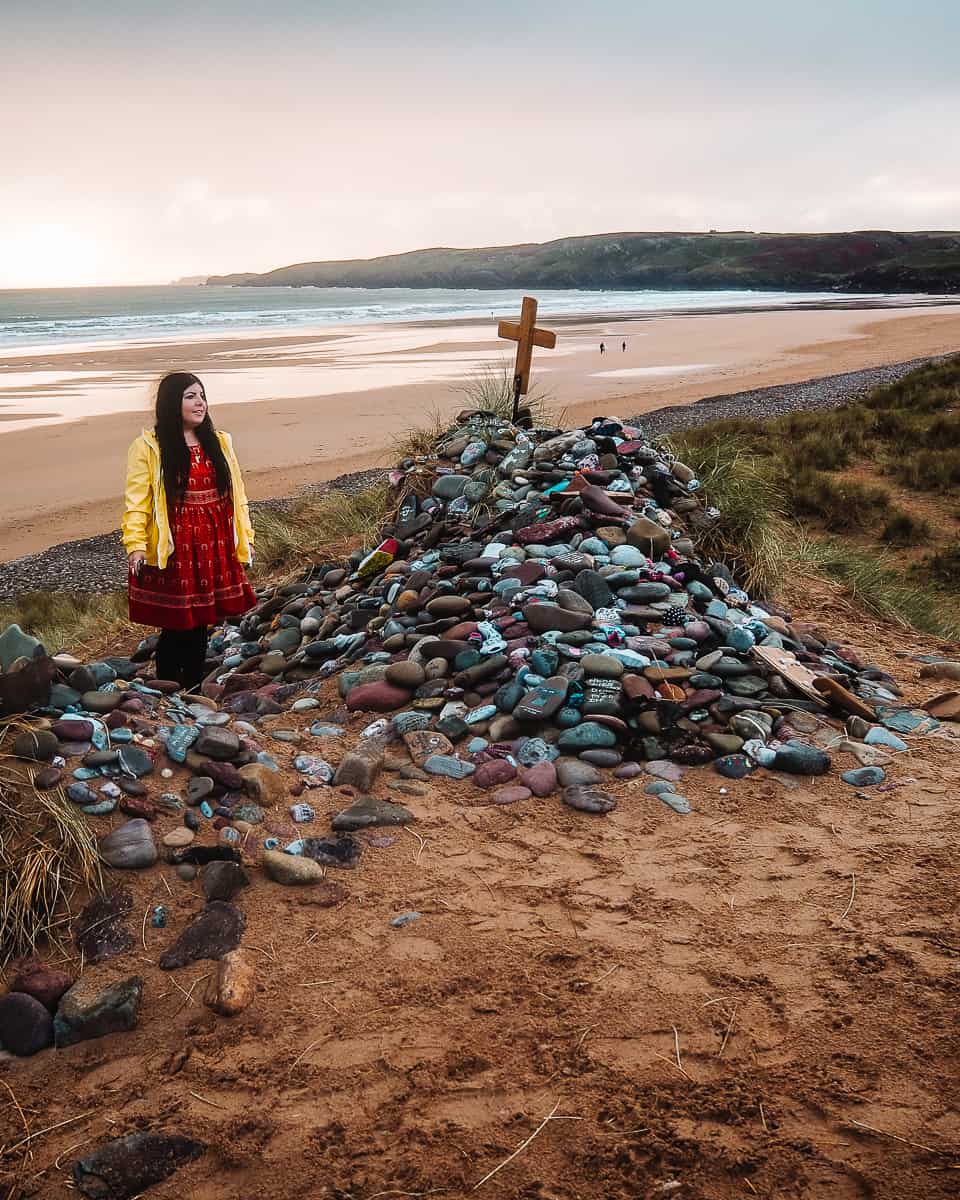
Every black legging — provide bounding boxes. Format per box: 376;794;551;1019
156;626;209;692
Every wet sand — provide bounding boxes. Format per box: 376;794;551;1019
1;303;959;562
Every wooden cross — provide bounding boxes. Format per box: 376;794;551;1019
498;295;557;422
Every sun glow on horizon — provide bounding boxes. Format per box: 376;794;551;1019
0;224;109;290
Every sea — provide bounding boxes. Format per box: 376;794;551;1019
0;284;911;349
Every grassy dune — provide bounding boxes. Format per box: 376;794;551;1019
671;355;960;640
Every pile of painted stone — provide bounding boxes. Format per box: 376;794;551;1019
0;407;943;1066
1;407;919;821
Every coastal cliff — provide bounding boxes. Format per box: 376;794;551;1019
207;230;960;293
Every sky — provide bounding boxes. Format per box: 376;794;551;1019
2;0;959;287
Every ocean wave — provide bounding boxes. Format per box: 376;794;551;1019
0;285;893;348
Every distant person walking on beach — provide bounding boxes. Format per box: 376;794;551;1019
622;340;626;352
600;341;605;354
122;372;255;691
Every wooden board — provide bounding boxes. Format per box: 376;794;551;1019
751;645;828;707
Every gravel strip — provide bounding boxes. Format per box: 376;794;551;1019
629;352;957;440
0;468;388;600
2;352;955;600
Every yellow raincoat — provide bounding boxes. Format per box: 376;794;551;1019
121;429;254;569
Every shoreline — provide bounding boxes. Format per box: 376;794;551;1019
1;350;954;602
2;291;956;361
1;302;959;565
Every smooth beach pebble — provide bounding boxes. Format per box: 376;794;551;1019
162;827;195;848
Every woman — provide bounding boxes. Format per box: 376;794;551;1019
122;372;255;691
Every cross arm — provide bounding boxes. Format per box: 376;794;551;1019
498;320;557;349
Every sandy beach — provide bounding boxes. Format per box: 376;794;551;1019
1;302;959;562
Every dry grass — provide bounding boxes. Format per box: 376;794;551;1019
251;483;394;578
392;366;559;462
0;744;102;967
392;405;451;460
666;434;789;597
671;354;960;634
455;364;555;427
788;535;960;642
0;591;134;660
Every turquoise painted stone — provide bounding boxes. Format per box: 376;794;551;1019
424;755;475;779
467;737;489;754
644;780;674;795
610;545;647;567
841;766;885;787
72;767;101;781
166;724;199;763
516;737;557;766
865;727;907;751
557;722;617;751
82;797;118;816
881;710;933;734
727;627;756;652
310;722;346;737
555;706;582;728
530;648;559;676
464;704;497;725
0;623;42;670
658;792;691;814
110;728;134;743
391;712;432;735
67;782;98;805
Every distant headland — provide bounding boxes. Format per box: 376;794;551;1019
205;230;960;293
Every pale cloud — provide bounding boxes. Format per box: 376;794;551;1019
163;180;271;228
1;0;958;285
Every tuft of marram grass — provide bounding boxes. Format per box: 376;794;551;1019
0;749;103;966
391;366;558;462
0;591;133;660
454;365;552;425
789;535;960;642
666;433;789;597
251;484;393;578
391;406;450;460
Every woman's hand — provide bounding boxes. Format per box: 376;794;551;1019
128;552;146;576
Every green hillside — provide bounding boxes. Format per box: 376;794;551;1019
207;230;960;292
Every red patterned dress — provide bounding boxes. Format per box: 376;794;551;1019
129;444;255;630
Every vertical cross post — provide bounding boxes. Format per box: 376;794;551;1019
497;296;557;424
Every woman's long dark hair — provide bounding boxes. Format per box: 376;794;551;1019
154;372;231;505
